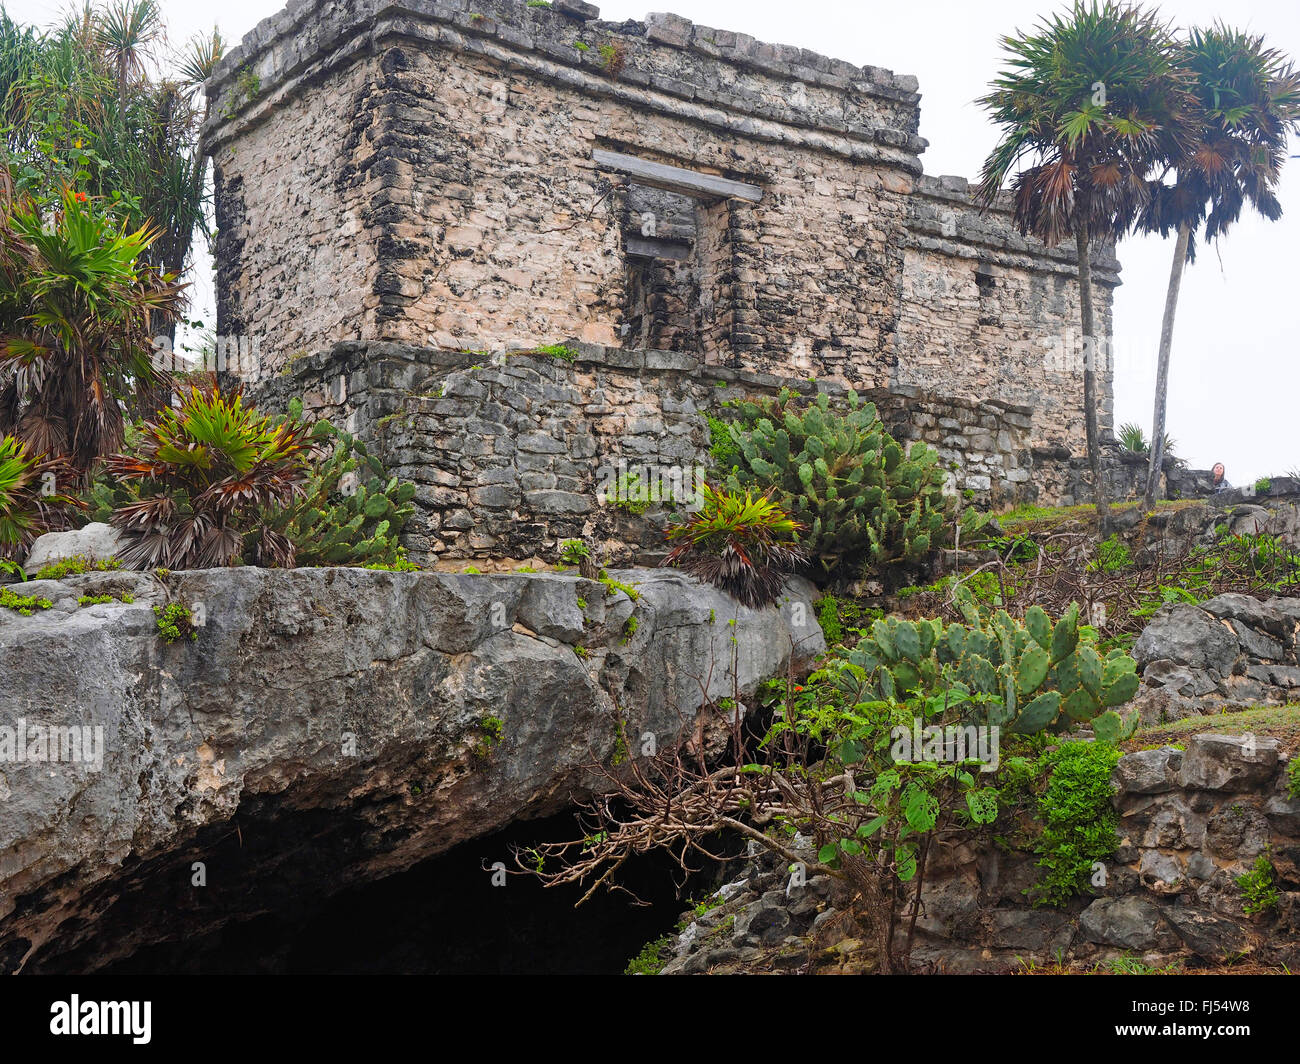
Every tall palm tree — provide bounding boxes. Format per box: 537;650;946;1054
1139;26;1300;508
976;1;1192;531
95;0;163;108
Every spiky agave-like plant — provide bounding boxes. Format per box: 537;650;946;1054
662;484;807;608
0;434;83;559
106;380;313;569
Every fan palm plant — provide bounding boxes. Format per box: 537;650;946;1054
106;381;315;569
976;1;1193;532
1138;26;1300;507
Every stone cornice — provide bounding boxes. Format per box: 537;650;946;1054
202;0;926;172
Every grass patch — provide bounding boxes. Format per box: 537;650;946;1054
997;499;1197;535
1124;704;1300;755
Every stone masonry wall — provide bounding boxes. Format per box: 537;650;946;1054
898;175;1120;452
253;340;1037;565
658;731;1300;974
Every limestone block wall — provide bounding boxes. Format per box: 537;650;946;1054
252;340;1037;565
897;175;1121;452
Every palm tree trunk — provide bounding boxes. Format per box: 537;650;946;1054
1075;219;1111;533
1143;221;1191;509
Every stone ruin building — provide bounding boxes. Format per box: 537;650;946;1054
201;0;1122;565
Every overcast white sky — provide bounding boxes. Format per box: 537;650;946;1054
10;0;1299;482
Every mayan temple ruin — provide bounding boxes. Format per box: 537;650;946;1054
198;0;1121;563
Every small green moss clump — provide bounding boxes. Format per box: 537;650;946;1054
473;715;505;759
534;343;578;362
0;586;53;615
154;602;199;644
33;555;121;581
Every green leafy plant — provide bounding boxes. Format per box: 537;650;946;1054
1255;477;1272;495
269;413;416;567
597;41;625;77
0;184;184;474
153;600;197;642
719;388;976;579
1088;533;1133;573
624;933;676;976
32;554;121;581
705;412;739;467
107;381;314;569
1116;423;1177;459
598;573;639;601
559;539;590;565
1288;758;1300;800
1238;852;1279;915
0;585;53;614
662;484;807;608
77;591;130;605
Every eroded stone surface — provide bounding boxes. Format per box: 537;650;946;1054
0;565;822;971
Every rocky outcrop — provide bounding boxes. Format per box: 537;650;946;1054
0;565;822;972
21;522;122;575
660;733;1300;974
1131;594;1300;722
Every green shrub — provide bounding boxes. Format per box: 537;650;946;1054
107;383;315;569
1088;534;1133;573
1288;758;1300;800
33;555;121;581
1030;741;1122;907
705;412;739;467
0;586;53;614
268;413;416;567
1238;853;1279;915
624;933;676;976
0;435;82;559
718;388;978;578
533;343;577;362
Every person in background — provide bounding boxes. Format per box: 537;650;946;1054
1211;463;1230;493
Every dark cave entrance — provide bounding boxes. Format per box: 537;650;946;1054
80;809;725;976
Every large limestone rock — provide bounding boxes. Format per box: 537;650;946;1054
0;565;822;972
22;522;122;575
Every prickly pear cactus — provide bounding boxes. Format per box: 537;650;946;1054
262;416;416;568
715;388;979;577
832;587;1139;739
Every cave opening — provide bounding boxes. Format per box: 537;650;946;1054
79;808;728;976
